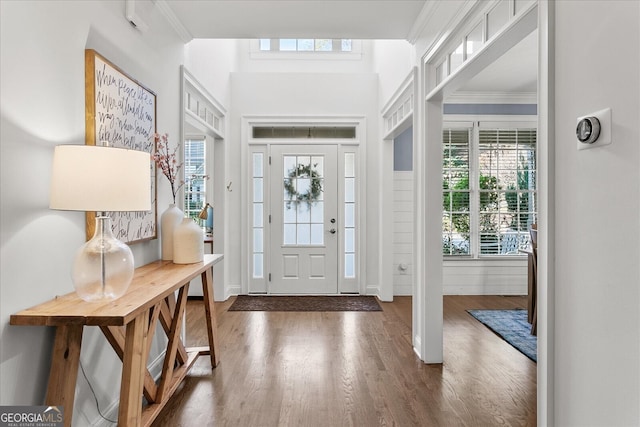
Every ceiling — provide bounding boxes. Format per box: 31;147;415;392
159;0;537;94
162;0;429;39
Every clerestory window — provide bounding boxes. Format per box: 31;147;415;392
259;39;352;52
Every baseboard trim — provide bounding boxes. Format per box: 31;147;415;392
444;284;527;295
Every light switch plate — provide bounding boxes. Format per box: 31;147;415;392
577;108;611;150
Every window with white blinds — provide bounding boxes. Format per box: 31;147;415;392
443;128;471;255
184;138;207;221
478;128;536;255
443;122;537;257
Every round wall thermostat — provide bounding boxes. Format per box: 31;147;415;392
576;116;601;144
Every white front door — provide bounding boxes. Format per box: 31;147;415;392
269;145;338;294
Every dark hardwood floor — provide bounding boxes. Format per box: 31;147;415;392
152;295;536;426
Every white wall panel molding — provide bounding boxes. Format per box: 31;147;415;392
393;171;414;296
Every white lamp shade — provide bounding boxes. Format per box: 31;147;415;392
50;145;151;212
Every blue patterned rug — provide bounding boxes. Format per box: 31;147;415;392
467;309;537;362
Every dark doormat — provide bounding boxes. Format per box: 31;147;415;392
228;295;382;312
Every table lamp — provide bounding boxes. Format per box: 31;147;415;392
49;144;151;302
198;202;209;225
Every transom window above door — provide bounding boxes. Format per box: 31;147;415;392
253;126;356;139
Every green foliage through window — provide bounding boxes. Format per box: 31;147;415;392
442;125;537;257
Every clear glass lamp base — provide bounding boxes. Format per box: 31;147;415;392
72;216;134;302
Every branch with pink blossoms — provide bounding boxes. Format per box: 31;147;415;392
151;133;184;204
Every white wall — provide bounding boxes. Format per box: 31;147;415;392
554;1;640;424
184;39;239;109
443;259;527;295
372;40;415;110
0;0;185;423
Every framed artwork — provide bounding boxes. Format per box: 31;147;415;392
84;49;157;243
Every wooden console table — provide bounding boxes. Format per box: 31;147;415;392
10;254;224;427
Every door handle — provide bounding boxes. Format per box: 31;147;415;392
329;228;336;234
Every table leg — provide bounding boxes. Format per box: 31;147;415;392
45;324;83;427
527;253;534;324
201;267;219;367
531;248;538;336
118;310;149;425
157;285;189;402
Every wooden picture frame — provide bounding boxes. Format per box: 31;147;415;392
84;49;157;243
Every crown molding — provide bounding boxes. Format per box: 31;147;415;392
407;0;439;44
155;0;193;43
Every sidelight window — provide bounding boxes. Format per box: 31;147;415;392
252;152;265;278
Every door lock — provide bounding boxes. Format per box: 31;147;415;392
330;218;336;223
329;228;336;234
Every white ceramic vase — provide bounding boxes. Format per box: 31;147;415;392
173;218;204;264
161;204;183;260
